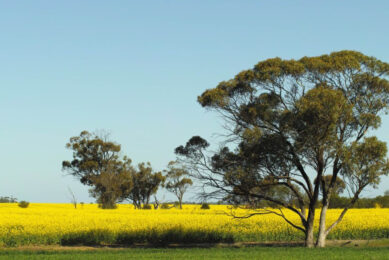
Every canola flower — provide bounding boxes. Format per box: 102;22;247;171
0;203;388;246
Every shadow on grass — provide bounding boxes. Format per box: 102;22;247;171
60;227;235;247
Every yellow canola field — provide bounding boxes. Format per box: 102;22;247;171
0;203;388;246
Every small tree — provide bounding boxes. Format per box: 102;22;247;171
124;162;165;209
164;161;193;209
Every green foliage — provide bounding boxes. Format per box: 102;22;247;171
142;204;152;210
294;86;354;152
125;162;165;209
17;201;29;208
200;203;210;209
341;137;389;188
90;158;134;209
62;131;121;186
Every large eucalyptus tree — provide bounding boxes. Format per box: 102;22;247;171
176;51;389;247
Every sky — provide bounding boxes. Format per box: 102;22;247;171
1;1;389;203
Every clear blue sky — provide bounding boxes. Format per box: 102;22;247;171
1;1;389;203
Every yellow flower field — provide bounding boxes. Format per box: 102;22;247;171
0;203;388;246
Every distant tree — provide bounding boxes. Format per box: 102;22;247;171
62;131;133;209
164;161;193;209
176;51;389;247
329;194;389;209
125;162;165;209
0;196;17;203
320;175;346;196
385;190;389;197
375;195;389;207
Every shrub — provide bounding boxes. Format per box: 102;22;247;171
98;203;117;209
160;203;171;209
200;203;210;210
18;201;29;208
142;204;152;210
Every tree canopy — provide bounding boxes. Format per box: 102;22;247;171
164;161;193;209
62;131;122;186
124;162;165;209
62;131;133;208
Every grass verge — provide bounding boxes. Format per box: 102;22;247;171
1;247;389;260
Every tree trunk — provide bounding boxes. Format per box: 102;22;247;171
316;204;328;248
316;231;326;248
179;194;183;209
305;221;315;248
101;198;116;209
316;176;333;248
304;205;316;248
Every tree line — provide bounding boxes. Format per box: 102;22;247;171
62;131;192;209
329;193;389;209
